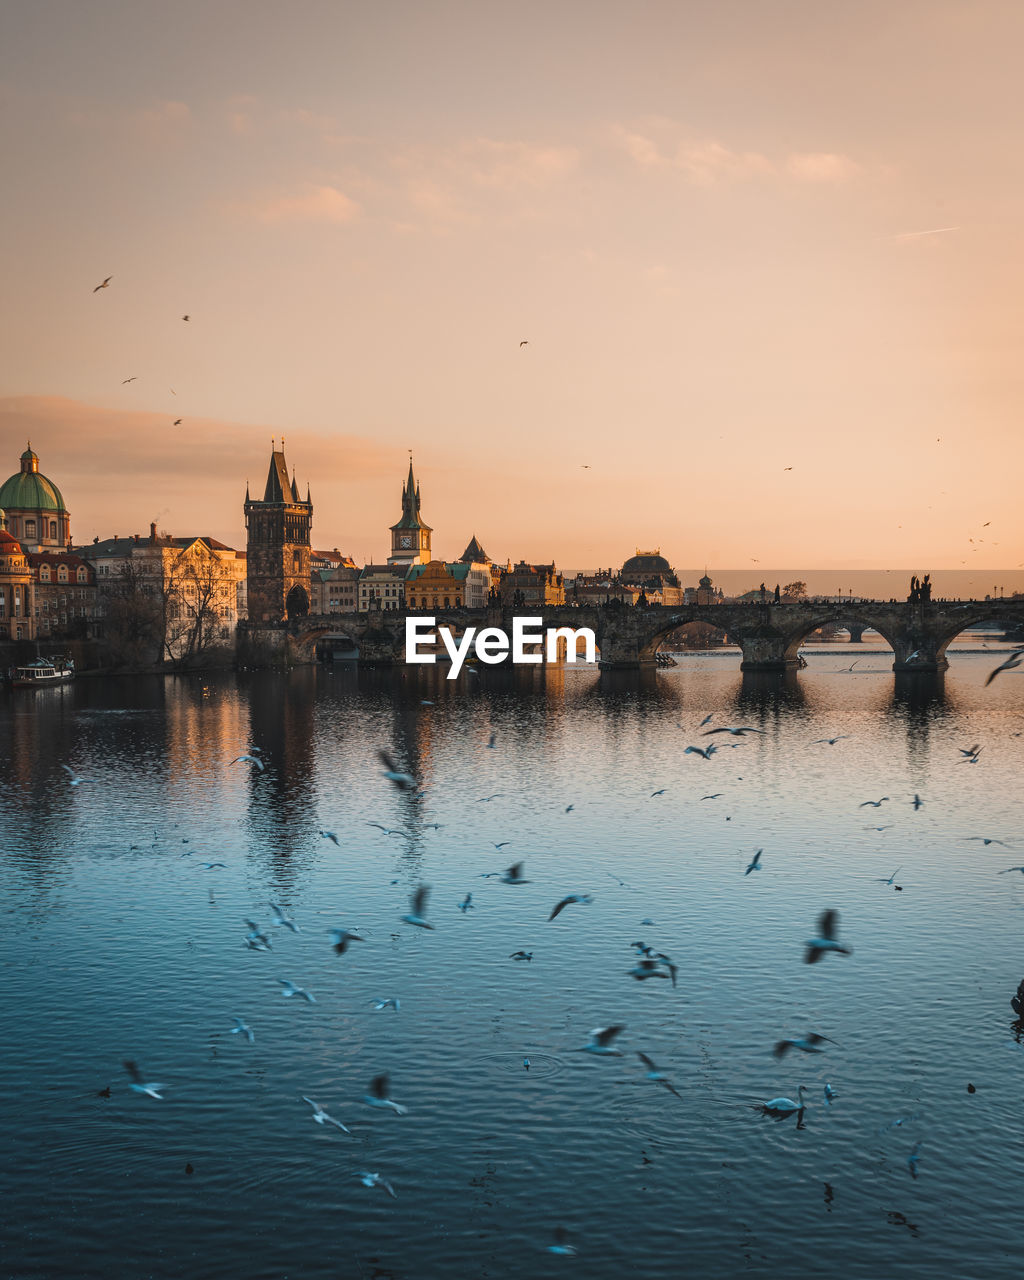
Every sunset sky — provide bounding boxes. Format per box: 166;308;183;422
2;1;1023;572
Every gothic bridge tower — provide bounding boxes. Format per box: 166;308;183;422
387;457;432;567
244;440;313;622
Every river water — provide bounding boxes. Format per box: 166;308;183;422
2;645;1022;1279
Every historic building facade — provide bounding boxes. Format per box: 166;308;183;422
0;511;35;640
244;442;313;623
29;551;98;638
311;564;360;613
358;563;408;611
498;561;565;606
0;446;72;553
387;460;432;567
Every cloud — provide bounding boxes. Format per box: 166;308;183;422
249;184;360;224
613;124;861;187
461;138;579;188
786;152;860;183
611;125;770;184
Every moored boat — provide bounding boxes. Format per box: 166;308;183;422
8;657;75;688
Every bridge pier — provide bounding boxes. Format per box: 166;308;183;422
737;630;797;672
846;624;866;643
891;637;949;674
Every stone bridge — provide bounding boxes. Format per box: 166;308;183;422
237;598;1024;673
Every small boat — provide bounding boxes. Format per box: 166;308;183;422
8;657;75;688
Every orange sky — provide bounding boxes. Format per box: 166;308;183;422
2;2;1023;570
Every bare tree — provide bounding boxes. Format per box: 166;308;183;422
782;580;808;600
101;556;164;666
162;541;235;666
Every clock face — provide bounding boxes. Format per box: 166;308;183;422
400;536;412;549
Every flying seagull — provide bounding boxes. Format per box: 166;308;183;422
173;418;183;425
966;837;1007;847
637;1051;682;1097
319;830;340;845
302;1097;350;1133
123;1060;164;1099
812;736;849;746
121;376;137;384
481;860;530;884
230;1017;255;1043
231;754;264;770
362;1072;407;1115
772;1032;836;1060
875;867;902;885
378;749;416;790
519;340;528;346
703;726;765;737
182;314;190;321
804;910;851;964
997;866;1024;876
744;849;763;875
509;951;533;961
579;1026;625;1056
985;649;1024;687
278;979;316;1003
402;884;433;929
859;797;889;808
61;764;85;787
269;903;299;932
328;928;364;954
684;745;717;760
372;998;400;1011
358;1171;397;1198
549;893;592;921
93;276;112;292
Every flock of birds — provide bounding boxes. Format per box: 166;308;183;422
59;647;1024;1264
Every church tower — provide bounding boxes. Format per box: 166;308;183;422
244;440;313;622
387;458;432;567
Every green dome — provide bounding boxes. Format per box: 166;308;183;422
0;469;67;512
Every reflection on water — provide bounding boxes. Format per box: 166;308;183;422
2;649;1023;1280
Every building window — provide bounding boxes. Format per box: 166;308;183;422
40;567;50;582
58;566;68;582
25;519;36;539
77;568;87;583
49;521;57;539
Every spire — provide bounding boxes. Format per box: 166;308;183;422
291;469;300;502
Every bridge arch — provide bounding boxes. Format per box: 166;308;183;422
933;608;1024;664
780;613;900;665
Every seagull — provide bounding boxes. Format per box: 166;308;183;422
761;1085;806;1117
703;726;765;737
912;794;924;810
173;418;183;425
699;714;713;727
523;1058;530;1070
547;1227;577;1256
907;1143;922;1179
509;951;533;961
372;998;400;1011
812;736;849;746
804;910;851;964
378;749;416;790
196;861;228;870
93;276;112;292
549;893;592;921
61;764;85;787
684;745;717;760
580;1026;625;1056
958;744;982;758
628;956;678;986
650;789;668;798
859;797;889;808
328;928;365;954
519;340;528;346
358;1171;397;1198
967;837;1007;846
319;830;340;845
182;314;190;321
744;849;763;875
402;884;433;929
121;376;137;384
230;754;264;771
637;1051;682;1097
123;1060;164;1099
997;866;1024;876
864;825;893;832
483;861;530;884
773;1032;836;1060
564;804;575;812
823;1082;837;1107
985;649;1024;686
278;979;316;1002
362;1072;407;1115
477;793;504;803
492;841;512;851
230;1017;254;1043
270;902;299;932
302;1097;350;1133
244;918;272;949
458;893;474;912
875;867;902;885
701;793;724;800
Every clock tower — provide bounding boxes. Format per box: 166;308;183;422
387;458;432;567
